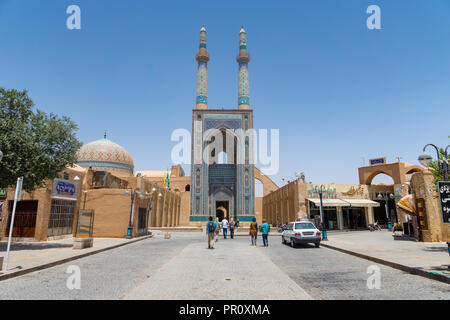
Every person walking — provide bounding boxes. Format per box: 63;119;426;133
235;219;240;232
314;215;321;229
249;217;258;246
229;219;235;239
260;219;270;247
222;217;229;239
206;216;217;249
215;217;221;242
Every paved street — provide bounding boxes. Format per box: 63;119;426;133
323;230;449;274
0;232;448;300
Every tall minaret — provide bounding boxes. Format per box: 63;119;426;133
237;26;250;110
195;25;209;110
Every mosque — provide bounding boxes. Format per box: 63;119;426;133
136;26;279;226
0;26;277;242
3;26;444;243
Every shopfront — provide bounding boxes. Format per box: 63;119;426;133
308;199;349;230
342;207;366;229
307;198;379;230
47;178;79;239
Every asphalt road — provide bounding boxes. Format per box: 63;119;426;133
262;236;449;299
0;232;448;300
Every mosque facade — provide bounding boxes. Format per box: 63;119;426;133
190;26;255;223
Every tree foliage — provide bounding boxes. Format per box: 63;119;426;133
0;88;82;192
429;147;449;187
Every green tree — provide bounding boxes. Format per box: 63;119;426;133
0;88;82;192
428;147;449;187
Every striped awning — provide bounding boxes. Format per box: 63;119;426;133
307;198;350;207
307;198;380;208
340;199;380;208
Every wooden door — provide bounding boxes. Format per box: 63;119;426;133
7;201;38;238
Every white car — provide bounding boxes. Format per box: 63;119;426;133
281;221;322;248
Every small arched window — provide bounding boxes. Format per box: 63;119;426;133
185;184;191;192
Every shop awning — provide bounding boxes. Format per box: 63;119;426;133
307;198;350;207
340;199;380;207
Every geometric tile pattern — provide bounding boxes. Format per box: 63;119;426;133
76;138;134;172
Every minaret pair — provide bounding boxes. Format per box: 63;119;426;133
195;26;250;110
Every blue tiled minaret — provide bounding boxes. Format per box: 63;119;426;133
195;26;209;110
237;26;250;110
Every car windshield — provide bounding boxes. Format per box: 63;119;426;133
295;223;316;230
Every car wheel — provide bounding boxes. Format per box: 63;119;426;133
315;242;320;248
290;238;296;248
282;236;286;244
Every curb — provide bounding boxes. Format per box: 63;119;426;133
320;243;450;285
0;234;153;282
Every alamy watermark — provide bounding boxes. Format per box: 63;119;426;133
66;265;81;290
366;5;381;30
366;265;381;289
66;5;81;30
171;127;279;175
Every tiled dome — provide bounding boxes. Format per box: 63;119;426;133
76;138;134;173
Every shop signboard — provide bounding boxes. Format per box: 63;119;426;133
52;179;78;201
437;181;450;224
369;157;386;166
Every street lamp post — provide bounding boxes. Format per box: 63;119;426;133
125;189;142;239
418;143;450;180
146;187;156;235
377;192;394;230
314;185;328;241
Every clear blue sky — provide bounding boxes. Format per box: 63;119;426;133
1;0;449;190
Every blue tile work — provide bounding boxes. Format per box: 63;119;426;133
190;216;208;222
237;216;255;222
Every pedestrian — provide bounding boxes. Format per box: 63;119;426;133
222;217;229;239
249;217;258;246
314;215;321;229
229;219;235;239
235;219;240;232
206;216;217;249
215;217;221;242
260;219;270;247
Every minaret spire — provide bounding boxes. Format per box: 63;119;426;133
237;26;250;110
195;25;209;110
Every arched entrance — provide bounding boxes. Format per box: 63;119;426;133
254;167;278;196
358;162;424;185
216;204;228;221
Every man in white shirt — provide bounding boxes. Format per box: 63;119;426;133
222;218;229;239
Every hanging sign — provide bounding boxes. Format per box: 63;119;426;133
52;179;78;200
438;181;450;224
369;157;386;166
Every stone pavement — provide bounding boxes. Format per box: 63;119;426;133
324;230;450;280
0;236;151;278
124;235;312;300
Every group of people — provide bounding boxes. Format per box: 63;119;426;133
249;217;270;247
206;216;270;249
206;217;239;249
